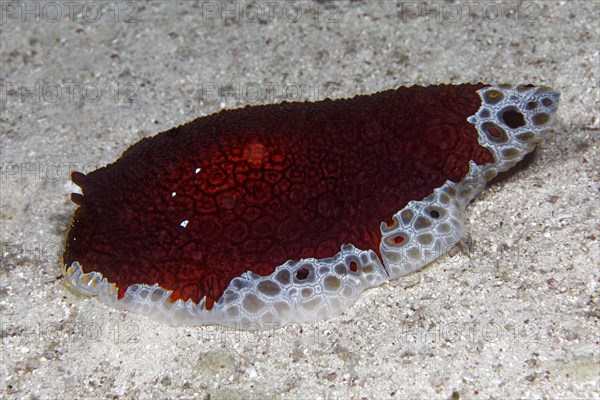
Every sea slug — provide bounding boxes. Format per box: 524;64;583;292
63;83;559;329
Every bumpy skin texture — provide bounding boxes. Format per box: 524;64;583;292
63;84;560;329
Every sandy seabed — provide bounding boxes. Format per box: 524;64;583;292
1;1;598;399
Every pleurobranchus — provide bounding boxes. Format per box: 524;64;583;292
63;83;560;329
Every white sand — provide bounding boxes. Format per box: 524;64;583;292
1;1;598;398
